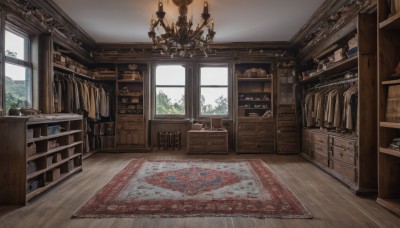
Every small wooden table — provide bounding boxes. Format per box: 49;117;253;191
187;130;228;154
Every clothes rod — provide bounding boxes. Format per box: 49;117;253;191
314;77;358;89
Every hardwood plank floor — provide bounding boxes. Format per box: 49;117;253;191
1;150;399;228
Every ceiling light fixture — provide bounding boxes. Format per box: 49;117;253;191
148;0;216;58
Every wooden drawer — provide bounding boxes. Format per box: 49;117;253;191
302;142;313;158
331;146;355;166
331;158;357;183
257;137;275;144
278;120;296;127
188;132;208;139
208;132;228;138
257;124;275;131
238;130;257;137
258;130;275;137
278;114;296;121
238;123;257;131
314;142;328;156
116;130;144;145
313;133;328;145
116;115;143;123
277;143;299;152
330;136;355;151
255;143;274;152
237;117;257;123
209;137;227;145
117;123;144;131
238;136;257;143
188;138;208;145
314;151;329;167
278;126;297;132
237;143;257;151
208;145;228;153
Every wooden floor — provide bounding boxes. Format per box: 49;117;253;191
1;150;399;228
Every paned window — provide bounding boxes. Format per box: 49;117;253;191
155;65;186;116
199;66;229;116
4;30;32;114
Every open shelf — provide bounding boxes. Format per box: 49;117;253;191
237;78;272;82
379;11;400;30
27;153;82;180
300;55;358;84
26;166;82;201
27;141;82;162
54;64;115;81
382;79;400;85
117;79;143;83
380;147;400;158
380;122;400;129
27;130;82;143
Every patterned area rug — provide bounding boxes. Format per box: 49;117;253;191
73;159;311;218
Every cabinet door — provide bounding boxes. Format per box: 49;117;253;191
116;130;144;145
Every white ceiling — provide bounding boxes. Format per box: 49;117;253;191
51;0;325;44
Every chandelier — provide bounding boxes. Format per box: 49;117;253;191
148;0;216;57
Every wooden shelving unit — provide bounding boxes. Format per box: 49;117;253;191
298;12;377;194
0;114;83;205
377;0;400;216
276;63;299;154
115;64;148;149
234;63;275;153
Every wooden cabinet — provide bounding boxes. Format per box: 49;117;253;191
235;63;275;153
377;0;400;216
0;114;83;205
187;130;228;154
298;9;377;194
303;129;358;189
276;64;299;154
115;64;148;148
236;117;275;153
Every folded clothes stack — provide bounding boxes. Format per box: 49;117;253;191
389;138;400;151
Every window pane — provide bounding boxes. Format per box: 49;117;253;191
156;65;185;85
5;31;27;61
156;87;185;115
200;88;228;115
201;67;228;86
5;63;32;113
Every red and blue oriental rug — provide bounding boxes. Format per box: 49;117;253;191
73;159;311;218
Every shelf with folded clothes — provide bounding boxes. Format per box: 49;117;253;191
54;64;115;82
299;55;358;84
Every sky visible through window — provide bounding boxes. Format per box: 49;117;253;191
5;31;26;80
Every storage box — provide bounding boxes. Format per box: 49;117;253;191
68;147;75;157
47;168;61;181
48;140;59;150
55;153;62;163
27;143;37;156
334;48;346;62
68;160;74;172
27;129;34;139
27;179;39;194
27;161;37;175
47;125;61;135
68;135;74;144
47;156;53;167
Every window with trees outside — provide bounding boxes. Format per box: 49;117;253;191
155;65;186;116
4;30;32;115
200;66;229;116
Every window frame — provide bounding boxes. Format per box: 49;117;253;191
197;63;232;119
152;63;188;119
3;29;33;114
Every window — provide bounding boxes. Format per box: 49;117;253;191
155;65;186;116
200;66;229;116
4;30;32;114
